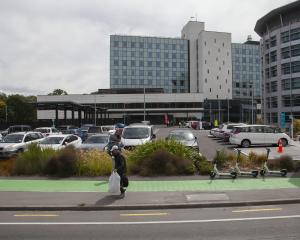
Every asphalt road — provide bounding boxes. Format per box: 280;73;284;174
0;204;299;239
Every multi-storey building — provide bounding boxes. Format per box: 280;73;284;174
110;35;189;93
232;38;261;100
255;0;300;126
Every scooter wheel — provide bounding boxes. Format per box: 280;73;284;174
231;172;237;179
281;169;287;177
209;171;216;179
260;169;266;177
252;171;259;178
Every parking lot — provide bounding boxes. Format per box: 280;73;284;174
156;126;300;161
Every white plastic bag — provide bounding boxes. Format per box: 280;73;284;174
108;171;120;193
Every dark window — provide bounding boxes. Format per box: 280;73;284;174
281;46;290;59
281;31;289;43
270;36;276;47
271;66;277;77
292;44;300;57
291;27;300;41
122;41;127;47
131;42;135;48
270;51;277;62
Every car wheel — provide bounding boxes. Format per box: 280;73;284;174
280;138;288;147
241;139;250;148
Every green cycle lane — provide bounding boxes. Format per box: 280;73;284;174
0;178;299;192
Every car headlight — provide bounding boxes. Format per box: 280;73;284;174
4;146;17;152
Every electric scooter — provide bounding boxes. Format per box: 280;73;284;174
233;149;258;177
260;148;287;177
209;151;237;179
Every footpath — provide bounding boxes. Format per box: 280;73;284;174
0;176;300;211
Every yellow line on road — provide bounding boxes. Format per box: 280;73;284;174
232;208;282;213
120;213;169;217
14;214;59;217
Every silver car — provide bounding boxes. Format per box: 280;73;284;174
166;130;199;152
78;134;109;151
0;132;44;158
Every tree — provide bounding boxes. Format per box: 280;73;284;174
48;89;68;96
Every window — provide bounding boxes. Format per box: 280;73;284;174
113;60;118;66
139;42;144;48
131;42;135;48
156;61;160;67
148;52;152;58
139;61;144;67
271;81;277;92
281;63;290;75
270;51;277;62
281;31;289;43
281;47;290;59
291;27;300;41
122;60;127;66
148;71;152;76
265;54;270;64
147;43;152;49
270;36;276;47
122;41;127;47
172;53;176;59
292;44;300;57
271;66;277;77
207;69;209;74
164;53;169;58
282;77;300;90
271;96;278;108
164;61;169;68
131;60;135;67
172;62;176;68
292;61;300;73
113;41;118;47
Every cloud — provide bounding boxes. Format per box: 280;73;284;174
0;0;294;95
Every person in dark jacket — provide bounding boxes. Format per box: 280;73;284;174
111;145;127;196
107;128;123;154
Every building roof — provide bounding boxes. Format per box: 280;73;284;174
254;0;300;36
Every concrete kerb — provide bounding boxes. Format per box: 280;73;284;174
1;198;300;211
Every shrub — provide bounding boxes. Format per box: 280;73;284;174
127;139;196;176
268;155;294;171
75;150;112;176
193;155;213;175
0;158;16;176
14;144;57;175
45;146;77;177
213;149;227;168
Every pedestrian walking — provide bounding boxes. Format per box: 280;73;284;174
110;145;128;196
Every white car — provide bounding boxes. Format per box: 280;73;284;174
121;124;156;150
210;125;223;137
215;123;246;139
229;125;291;148
100;125;116;134
0;132;44;158
34;127;62;137
39;134;82;150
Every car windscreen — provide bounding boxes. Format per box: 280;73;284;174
169;132;195;141
3;134;24;143
88;127;102;133
101;126;114;132
40;137;64;145
122;128;150;139
35;128;50;133
85;136;109;144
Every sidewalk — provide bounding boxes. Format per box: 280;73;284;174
0;177;300;210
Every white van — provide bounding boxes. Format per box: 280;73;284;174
229;124;290;148
121;124;156;149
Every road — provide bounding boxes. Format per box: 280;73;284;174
0;204;299;239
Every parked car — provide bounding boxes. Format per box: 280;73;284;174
8;125;31;134
75;124;95;142
166;129;199;152
0;132;44;158
78;134;109;151
210;124;223;137
39;134;82;150
229;125;291;148
222;123;246;142
86;126;102;138
57;125;77;134
121;124;156;150
101;125;116;134
34;127;61;137
214;123;245;139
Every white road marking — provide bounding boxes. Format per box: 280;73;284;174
0;215;300;225
14;214;59;217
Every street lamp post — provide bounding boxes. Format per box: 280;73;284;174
143;87;146;121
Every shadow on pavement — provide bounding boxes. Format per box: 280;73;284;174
95;194;124;206
94;181;108;187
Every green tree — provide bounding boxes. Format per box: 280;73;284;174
294;119;300;136
48;89;68;96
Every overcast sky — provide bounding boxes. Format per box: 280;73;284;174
0;0;295;96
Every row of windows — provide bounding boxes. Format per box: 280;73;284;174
265;81;278;93
111;51;187;59
112;60;187;68
282;77;300;90
112;41;186;51
232;48;259;55
233;65;260;72
281;27;300;43
111;70;187;78
112;78;187;86
281;44;300;59
281;61;300;75
233;73;260;81
99;101;202;109
233;57;260;64
282;95;300;107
